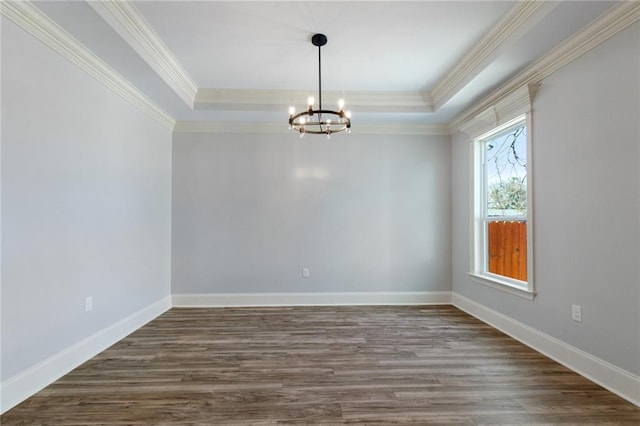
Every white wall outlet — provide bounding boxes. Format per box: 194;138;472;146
571;304;582;322
302;267;310;278
85;296;93;312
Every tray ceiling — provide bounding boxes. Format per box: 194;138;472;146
26;1;619;126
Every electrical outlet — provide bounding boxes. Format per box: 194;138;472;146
302;268;310;278
85;296;93;312
571;304;581;322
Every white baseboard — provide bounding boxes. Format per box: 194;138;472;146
4;291;637;414
172;291;452;307
452;292;640;407
0;296;172;414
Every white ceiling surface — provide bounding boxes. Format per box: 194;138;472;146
35;1;617;126
133;1;513;92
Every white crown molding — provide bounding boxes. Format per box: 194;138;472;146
172;292;452;307
195;89;434;114
432;1;557;110
0;296;171;414
174;120;450;136
0;0;175;130
452;293;640;407
88;0;198;108
450;1;640;134
525;0;640;85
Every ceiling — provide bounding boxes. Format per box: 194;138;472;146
31;1;617;127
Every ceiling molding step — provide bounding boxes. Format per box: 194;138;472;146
450;1;640;134
432;0;558;110
354;123;450;136
88;0;198;108
524;0;640;87
174;121;288;134
1;0;175;130
174;121;450;136
195;89;434;113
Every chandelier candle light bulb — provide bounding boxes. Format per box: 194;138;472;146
288;33;352;136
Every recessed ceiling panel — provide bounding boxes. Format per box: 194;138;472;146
133;1;514;92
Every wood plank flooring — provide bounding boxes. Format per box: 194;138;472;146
2;305;639;424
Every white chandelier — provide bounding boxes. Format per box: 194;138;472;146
288;34;351;137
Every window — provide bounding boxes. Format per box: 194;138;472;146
470;115;534;298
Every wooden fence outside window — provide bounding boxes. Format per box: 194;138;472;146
488;220;527;281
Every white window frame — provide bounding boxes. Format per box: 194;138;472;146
469;114;535;300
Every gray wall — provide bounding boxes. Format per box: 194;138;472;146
1;19;172;380
172;131;451;294
451;23;640;375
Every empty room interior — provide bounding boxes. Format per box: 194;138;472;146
1;0;640;423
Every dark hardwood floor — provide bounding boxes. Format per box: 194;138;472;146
2;305;639;424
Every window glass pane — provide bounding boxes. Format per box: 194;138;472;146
485;125;527;217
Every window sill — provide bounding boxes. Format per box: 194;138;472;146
468;272;536;300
